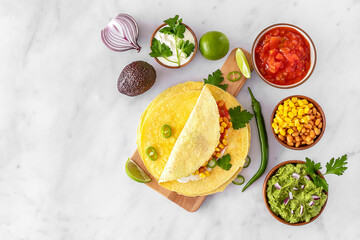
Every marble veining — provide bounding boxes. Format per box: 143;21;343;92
1;0;359;239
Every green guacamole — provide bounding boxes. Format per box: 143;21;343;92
267;163;327;223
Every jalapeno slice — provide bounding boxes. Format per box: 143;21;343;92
232;175;245;185
207;158;217;168
227;71;241;82
243;156;251;168
146;147;157;161
161;125;172;138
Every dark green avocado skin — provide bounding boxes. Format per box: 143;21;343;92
118;61;156;97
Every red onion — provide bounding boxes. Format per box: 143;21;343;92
293;187;299;191
292;172;300;180
301;184;305;189
309;201;315;206
289;192;293;200
300;205;304;215
101;13;141;52
311;195;320;200
291;210;294;214
304;175;311;180
283;198;290;205
274;182;282;190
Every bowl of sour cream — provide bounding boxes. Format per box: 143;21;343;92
150;22;198;68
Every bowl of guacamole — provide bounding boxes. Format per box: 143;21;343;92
263;160;328;226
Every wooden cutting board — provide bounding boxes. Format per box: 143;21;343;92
131;48;254;212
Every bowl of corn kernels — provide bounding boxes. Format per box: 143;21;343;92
271;95;326;150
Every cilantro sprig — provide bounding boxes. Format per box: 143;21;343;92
228;106;253;129
216;154;232;170
305;154;348;192
149;15;195;66
203;69;228;91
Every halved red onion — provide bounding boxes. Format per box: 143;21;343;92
274;182;282;190
309;201;315;206
101;13;141;52
304;175;311;180
283;198;290;205
292;172;300;180
300;205;304;215
293;187;299;191
301;185;305;189
289;192;293;200
311;195;320;200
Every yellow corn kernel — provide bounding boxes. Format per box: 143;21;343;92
285;117;292;122
289;101;295;108
294;119;300;127
297;126;302;132
219;117;223;123
229;122;233;128
300;117;308;123
304;106;309;114
287;128;294;134
205;171;210;176
292;108;297;116
272;123;279;130
216;153;221;158
195;170;199;175
291;97;298;103
224;134;228;139
276;116;283;124
285;111;289;118
274;128;279;134
220;127;224;133
298;108;304;116
289;122;294;127
199;173;206;178
219;143;225;149
280;129;286;136
308;103;314;108
284;106;289;111
224;129;228;135
215;147;221;152
273;118;278;123
278;105;284;111
298;100;304;107
302;99;308;104
221;122;227;128
288;112;295;118
222;139;228;146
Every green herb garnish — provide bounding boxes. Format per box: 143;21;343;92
203;69;228;91
216;154;232;170
305;154;348;192
150;15;195;66
228;106;253;129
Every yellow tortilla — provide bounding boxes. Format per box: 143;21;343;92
137;82;251;196
159;85;220;182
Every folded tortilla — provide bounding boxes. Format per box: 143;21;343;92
137;82;251;196
159;85;220;182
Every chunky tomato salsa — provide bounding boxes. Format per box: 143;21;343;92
255;27;311;86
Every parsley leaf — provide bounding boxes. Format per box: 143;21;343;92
149;38;172;58
228;106;253;129
203;69;228;91
216;154;232;170
177;40;195;58
304;155;348;192
325;154;348;176
159;15;186;39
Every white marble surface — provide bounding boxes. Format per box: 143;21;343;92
1;0;360;239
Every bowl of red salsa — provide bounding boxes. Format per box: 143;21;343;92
252;23;316;88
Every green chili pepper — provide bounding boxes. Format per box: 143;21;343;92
161;125;172;138
146;147;157;161
207;158;217;168
242;88;269;192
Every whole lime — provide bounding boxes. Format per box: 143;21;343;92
199;31;230;60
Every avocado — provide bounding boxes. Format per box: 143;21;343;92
117;61;156;97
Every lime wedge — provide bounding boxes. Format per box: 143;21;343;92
125;158;151;183
235;48;251;78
